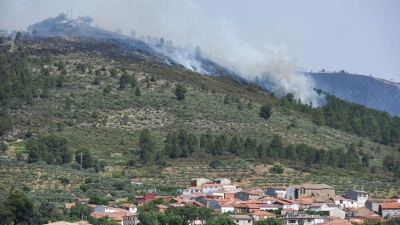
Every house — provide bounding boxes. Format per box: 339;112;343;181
206;191;225;199
78;198;90;205
214;203;235;213
232;203;249;213
281;212;324;225
266;186;287;198
330;196;358;209
309;203;328;212
120;204;137;213
281;208;299;215
144;193;155;202
64;203;76;210
343;207;374;217
131;182;142;186
45;221;93;225
135;193;155;204
345;190;368;207
286;184;335;199
379;202;400;218
147;188;157;193
318;221;352;225
93;205;114;213
321;207;346;219
273;200;299;211
259;196;278;204
135;195;146;204
156;204;168;213
259;204;280;211
213;178;231;184
250;210;276;221
322;215;350;223
198;198;220;208
91;211;137;225
182;186;203;194
224;190;237;199
229;215;253;225
246;203;261;213
365;199;395;213
202;184;238;193
298;198;315;209
191;178;211;187
235;191;262;201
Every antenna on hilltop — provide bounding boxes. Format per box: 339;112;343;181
70;7;72;19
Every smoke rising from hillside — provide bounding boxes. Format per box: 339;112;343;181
1;0;325;105
131;0;325;105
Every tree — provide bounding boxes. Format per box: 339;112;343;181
6;190;34;225
270;162;285;174
139;129;155;163
27;134;71;165
259;104;273;120
205;216;236;225
135;87;141;96
256;218;282;225
68;203;90;220
15;31;21;41
0;141;7;153
74;148;93;169
109;67;118;78
32;29;37;35
175;84;187;100
119;72;131;90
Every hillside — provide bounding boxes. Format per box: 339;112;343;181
306;72;400;116
0;14;399;205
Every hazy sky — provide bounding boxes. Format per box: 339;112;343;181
1;0;399;82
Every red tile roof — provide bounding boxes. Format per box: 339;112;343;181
380;203;400;209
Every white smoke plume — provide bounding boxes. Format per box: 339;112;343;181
0;0;326;105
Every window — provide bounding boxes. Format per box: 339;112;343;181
248;220;251;223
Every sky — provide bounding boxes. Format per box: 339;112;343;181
0;0;399;82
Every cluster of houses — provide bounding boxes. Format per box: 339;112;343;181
53;178;400;225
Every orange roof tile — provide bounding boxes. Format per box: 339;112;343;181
380;203;400;209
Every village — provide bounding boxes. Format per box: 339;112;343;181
51;177;400;225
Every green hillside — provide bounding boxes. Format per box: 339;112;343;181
0;37;399;201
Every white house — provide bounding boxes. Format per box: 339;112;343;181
215;203;235;213
345;190;368;207
321;207;346;219
259;196;279;204
229;215;253;225
202;184;237;193
259;204;280;211
309;203;328;212
330;195;358;209
213;178;231;184
183;186;203;194
281;213;324;225
266;186;287;198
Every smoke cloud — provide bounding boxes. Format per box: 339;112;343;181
0;0;326;105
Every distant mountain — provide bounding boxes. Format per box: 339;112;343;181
305;72;400;116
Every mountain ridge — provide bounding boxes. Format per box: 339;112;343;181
306;72;400;116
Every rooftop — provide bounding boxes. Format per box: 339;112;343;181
229;215;253;219
380;203;400;209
